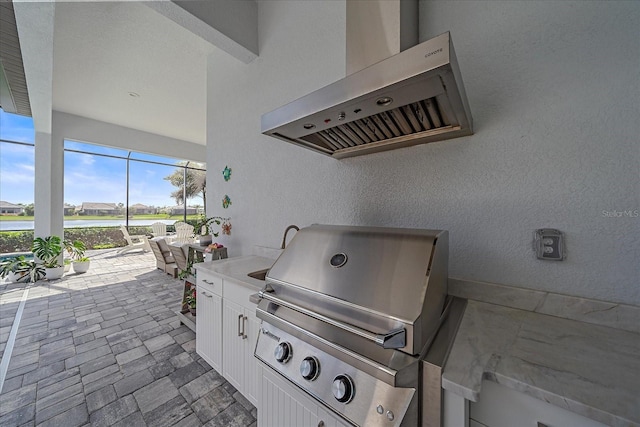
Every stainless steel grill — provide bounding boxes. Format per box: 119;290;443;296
255;225;465;426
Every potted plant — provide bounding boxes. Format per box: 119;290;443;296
185;287;196;316
32;236;64;280
64;239;90;273
193;216;223;246
63;258;72;273
1;256;45;283
178;266;192;280
1;256;30;283
19;261;46;283
72;256;91;274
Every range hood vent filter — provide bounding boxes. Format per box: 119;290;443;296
262;32;473;159
299;97;450;153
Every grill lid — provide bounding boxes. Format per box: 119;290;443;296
264;224;449;355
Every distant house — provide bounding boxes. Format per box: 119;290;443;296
169;205;197;215
63;204;75;215
0;201;24;215
130;203;156;215
81;202;119;216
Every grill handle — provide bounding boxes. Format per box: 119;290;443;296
258;289;406;349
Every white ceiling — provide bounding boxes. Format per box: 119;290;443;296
52;2;216;145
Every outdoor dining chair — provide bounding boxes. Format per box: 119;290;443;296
149;237;177;277
168;243;189;273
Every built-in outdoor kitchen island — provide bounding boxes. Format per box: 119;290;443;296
193;231;639;427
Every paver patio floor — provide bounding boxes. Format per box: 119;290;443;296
0;249;256;427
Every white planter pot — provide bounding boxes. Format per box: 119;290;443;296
73;260;90;274
45;266;65;280
199;235;213;246
7;271;27;283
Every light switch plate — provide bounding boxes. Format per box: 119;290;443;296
534;229;565;261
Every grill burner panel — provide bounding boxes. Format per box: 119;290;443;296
256;323;415;427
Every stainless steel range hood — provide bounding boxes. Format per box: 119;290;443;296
261;32;472;159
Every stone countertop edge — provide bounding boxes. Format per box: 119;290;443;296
442;299;640;427
194;255;274;292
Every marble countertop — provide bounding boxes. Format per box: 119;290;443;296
442;299;640;427
194;255;274;292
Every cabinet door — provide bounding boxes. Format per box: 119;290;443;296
259;365;318;427
258;363;352;427
195;285;222;372
470;380;607;427
317;407;352;427
243;310;261;406
223;299;245;393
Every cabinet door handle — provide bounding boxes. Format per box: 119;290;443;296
238;314;244;337
200;291;213;298
317;421;324;427
203;279;214;285
242;315;248;339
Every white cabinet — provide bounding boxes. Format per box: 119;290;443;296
222;279;261;406
468;380;607;427
194;267;261;406
195;270;259;406
259;362;350;427
195;271;223;372
222;299;245;390
244;310;261;405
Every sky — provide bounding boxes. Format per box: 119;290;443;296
0;108;204;208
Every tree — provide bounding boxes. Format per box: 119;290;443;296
23;203;34;216
164;162;206;213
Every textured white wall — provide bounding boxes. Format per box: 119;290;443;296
206;1;639;305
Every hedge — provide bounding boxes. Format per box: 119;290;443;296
0;226;157;254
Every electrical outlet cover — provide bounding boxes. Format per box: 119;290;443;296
534;229;565;261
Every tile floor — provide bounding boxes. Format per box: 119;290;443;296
0;249;256;427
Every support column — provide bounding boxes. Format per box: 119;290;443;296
14;1;58;238
34;131;63;238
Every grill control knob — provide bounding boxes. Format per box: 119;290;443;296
332;375;355;403
300;356;320;381
274;342;292;363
